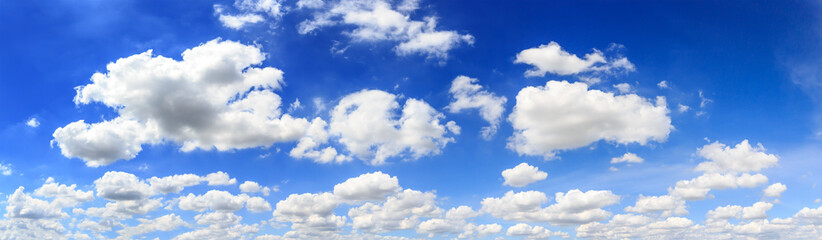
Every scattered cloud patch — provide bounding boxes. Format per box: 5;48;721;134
446;76;507;139
501;162;547;187
508;81;672;159
52;39;312;167
514;41;635;78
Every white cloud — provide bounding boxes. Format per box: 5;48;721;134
669;172;768;200
34;178;94;208
205;172;238;186
26;117;39;127
79;198;163;220
296;0;324;9
613;83;632;93
214;0;285;30
763;183;787;198
5;187;66;219
514;41;634;77
0;219;69;239
695;140;779;173
245;197;272;213
795;206;822;225
298;0;473;59
678;104;690;113
178;190;251;212
458;223;502;239
329;89;457;165
657;80;669;89
176;211;261;240
218;13;265;30
239;181;273;196
742;201;773;219
624;195;687;216
707;205;743;220
446;76;507;139
349;189;442;233
53;39;311;167
272;192;344;235
333;171;401;201
0;162;11;176
95;171;153;201
149;174;204;194
610;152;644;164
508;81;672;158
506;223;569;239
481;189;619;226
288;118;348;164
116;214;187;239
501;162;547;187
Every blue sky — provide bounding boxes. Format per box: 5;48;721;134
1;0;822;239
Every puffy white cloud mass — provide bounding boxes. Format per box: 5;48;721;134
506;223;569;239
501;162;547;187
763;183;787;198
95;171;153;201
624;195;688;217
34;178;94;208
695;140;779;173
329;89;458;165
514;41;635;77
5;187;66;219
297;0;474;59
333;171;401;201
52;39;311;167
0;167;820;239
669;172;769;201
178;190;252;212
507;81;672;158
239;181;273;196
446;76;507;139
481;189;619;226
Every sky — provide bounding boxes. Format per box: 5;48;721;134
1;0;822;239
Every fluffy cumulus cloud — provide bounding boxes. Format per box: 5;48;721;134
501;162;547;187
5;187;67;219
481;189;619;226
763;183;787;198
624;195;688;217
446;76;507;139
329;89;458;165
669;172;769;201
514;41;635;77
52;39;311;167
34;178;94;208
1;166;821;239
288;118;349;164
178;190;252;212
298;0;474;59
349;189;442;233
695;140;779;173
239;181;274;196
508;81;672;158
272;192;343;236
668;140;778;201
506;223;569;239
95;171;153;201
333;171;401;201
